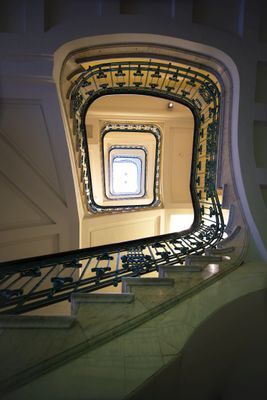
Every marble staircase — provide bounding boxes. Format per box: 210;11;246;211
0;243;246;399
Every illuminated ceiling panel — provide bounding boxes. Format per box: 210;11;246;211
87;122;161;212
108;147;146;199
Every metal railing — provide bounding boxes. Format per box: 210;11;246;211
0;59;224;314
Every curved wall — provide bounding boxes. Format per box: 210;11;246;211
0;1;266;260
128;287;267;400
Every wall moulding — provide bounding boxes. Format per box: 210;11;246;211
54;34;253;259
0;98;65;203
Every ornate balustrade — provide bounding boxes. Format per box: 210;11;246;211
0;59;225;314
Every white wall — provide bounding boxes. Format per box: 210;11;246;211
0;0;266;260
80;94;194;247
0;60;79;261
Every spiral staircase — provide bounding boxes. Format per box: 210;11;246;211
0;44;253;400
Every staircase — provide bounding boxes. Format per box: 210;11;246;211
0;51;252;399
2;231;262;400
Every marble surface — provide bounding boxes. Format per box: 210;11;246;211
0;315;75;329
2;261;267;400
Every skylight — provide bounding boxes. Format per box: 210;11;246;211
111;157;142;195
107;146;146;199
86;121;162;210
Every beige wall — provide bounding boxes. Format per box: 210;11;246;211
0;1;266;260
80;94;194;247
0;84;79;262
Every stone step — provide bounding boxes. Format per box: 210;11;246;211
185;255;222;266
158;265;202;278
70;293;143;344
122;277;174;293
0;315;75;329
121;277;176;309
71;292;134;314
157;265;205;294
205;247;235;256
72;292;134;304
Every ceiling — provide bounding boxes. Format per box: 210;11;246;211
87;93;193;120
86;93;194;213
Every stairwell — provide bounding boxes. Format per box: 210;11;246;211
2;228;265;400
0;44;253;399
1;1;267;399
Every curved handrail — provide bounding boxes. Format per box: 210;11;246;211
0;59;224;314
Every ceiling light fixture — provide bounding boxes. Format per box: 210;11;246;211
168;102;174;110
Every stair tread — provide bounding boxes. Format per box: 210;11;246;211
122;277;174;286
71;292;134;303
185;255;222;265
159;265;202;272
205;247;235;255
0;315;75;329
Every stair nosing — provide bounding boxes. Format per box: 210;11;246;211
71;292;135;303
185;255;223;265
158;265;202;272
121;277;175;286
0;315;76;329
205;246;235;255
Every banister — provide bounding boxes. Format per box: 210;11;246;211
0;59;225;314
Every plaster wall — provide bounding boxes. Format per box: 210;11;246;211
3;261;267;400
80;94;194;247
0;78;79;261
0;0;266;261
128;287;267;400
